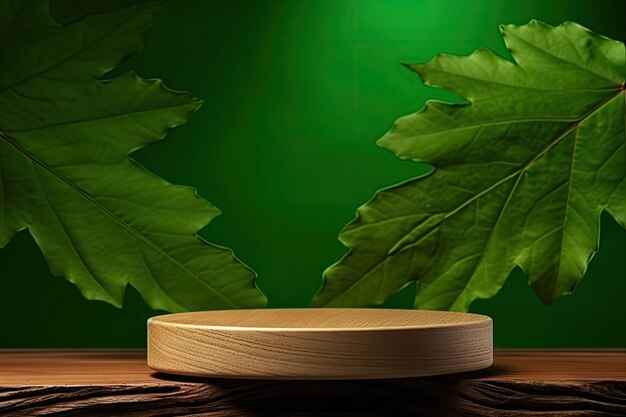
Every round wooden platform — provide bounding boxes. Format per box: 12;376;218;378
147;308;492;379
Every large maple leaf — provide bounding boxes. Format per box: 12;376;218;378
314;21;626;310
0;0;266;310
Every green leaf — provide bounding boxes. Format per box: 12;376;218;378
0;0;266;311
314;20;626;311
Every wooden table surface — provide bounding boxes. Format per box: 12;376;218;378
0;350;625;416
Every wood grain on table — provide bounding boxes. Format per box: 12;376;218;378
0;350;625;416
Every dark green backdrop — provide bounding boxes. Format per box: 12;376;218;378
1;0;624;348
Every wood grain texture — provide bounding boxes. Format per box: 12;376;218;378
0;350;625;416
148;309;493;378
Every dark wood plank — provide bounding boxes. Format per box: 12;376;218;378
0;350;624;416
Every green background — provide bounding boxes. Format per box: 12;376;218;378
1;0;624;348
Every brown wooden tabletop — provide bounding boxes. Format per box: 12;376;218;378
0;350;625;416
